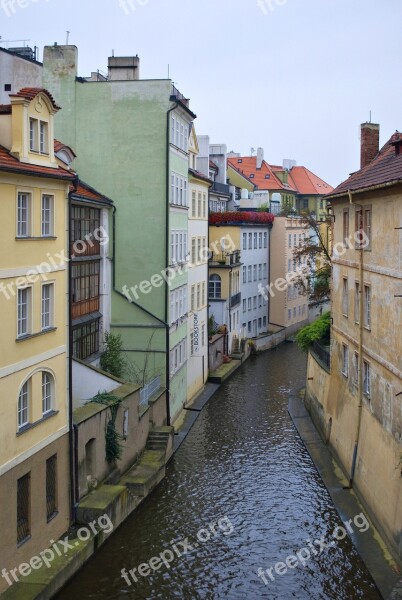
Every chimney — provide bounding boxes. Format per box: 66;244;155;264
256;147;264;169
360;122;379;169
107;55;140;81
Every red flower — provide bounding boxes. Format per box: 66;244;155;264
209;211;275;226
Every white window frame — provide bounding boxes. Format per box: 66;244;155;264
363;360;371;397
42;372;54;415
18;380;30;429
41;282;54;330
41;194;54;237
17;192;31;238
17;287;32;338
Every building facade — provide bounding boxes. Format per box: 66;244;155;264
0;89;74;592
187;126;210;400
41;45;196;423
309;123;402;561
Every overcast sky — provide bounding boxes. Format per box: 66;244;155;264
1;0;401;187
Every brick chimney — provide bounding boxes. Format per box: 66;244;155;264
360;122;379;169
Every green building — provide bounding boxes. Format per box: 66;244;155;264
43;46;196;422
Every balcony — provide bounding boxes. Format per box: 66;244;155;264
209;251;242;267
170;84;190;106
211;181;231;196
72;297;100;320
230;292;241;308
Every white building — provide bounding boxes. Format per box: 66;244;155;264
240;225;270;338
187;126;210;401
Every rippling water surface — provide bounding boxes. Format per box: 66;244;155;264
57;344;380;599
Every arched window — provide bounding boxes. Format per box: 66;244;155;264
42;372;54;415
18;381;30;429
209;274;221;299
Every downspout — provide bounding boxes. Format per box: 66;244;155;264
164;100;179;425
68;175;79;519
348;189;364;487
267;221;273;326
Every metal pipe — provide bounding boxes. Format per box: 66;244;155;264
348;189;364;487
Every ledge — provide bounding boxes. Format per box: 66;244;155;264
16;328;57;343
17;410;59;436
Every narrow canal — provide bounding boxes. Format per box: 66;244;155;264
57;344;380;599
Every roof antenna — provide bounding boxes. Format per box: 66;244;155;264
66;31;70;45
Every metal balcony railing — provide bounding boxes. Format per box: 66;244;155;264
230;292;241;308
212;181;231;196
209;251;241;266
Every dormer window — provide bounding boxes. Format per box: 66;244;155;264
265;174;270;179
249;174;254;178
237;159;243;164
29;118;49;154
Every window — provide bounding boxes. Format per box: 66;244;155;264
363;360;371;396
342;345;349;377
42;372;54;414
294;234;297;247
254;233;257;249
170;173;188;206
191;285;195;311
17;287;31;337
253;296;257;309
29;118;38;152
343;209;349;246
4;83;11;91
202;282;205;306
248;321;251;332
258;318;262;328
209;274;221;299
248;266;252;282
288;234;292;248
72;318;100;360
202;194;207;218
170;338;187;375
353;352;359;386
70;206;101;255
243;299;246;312
253;265;257;281
263;263;267;279
39;121;49;154
242;266;247;284
46;455;57;521
17;192;31;237
258;264;262;280
248;298;251;311
196;284;201;309
354;282;360;323
342;278;348;316
355;206;371;249
191;191;196;217
263;316;267;327
171;231;188;264
41;194;54;237
264;232;268;248
243;233;247;250
17;473;30;544
171;114;188;152
41;283;54;330
248;233;252;249
18;381;30;429
71;262;100;318
364;285;371;328
259;233;262;248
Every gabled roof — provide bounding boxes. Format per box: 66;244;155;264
188;167;212;185
71;180;113;205
289;166;333;195
227;161;256;188
9;88;61;110
227;156;297;192
328;131;402;199
54;139;77;157
0;144;74;180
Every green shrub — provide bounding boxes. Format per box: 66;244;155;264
100;332;125;378
296;312;331;352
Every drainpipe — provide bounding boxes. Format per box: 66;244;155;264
348;189;364;487
68;175;79;519
267;222;273;326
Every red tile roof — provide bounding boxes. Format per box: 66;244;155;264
289;166;333;195
227;156;297;192
54;139;77;157
9;88;61;110
71;180;113;205
227;161;256;187
328;132;402;198
0;144;74;180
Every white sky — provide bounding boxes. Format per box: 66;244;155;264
1;0;401;187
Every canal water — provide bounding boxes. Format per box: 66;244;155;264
57;344;380;599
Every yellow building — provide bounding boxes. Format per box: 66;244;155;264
0;88;74;591
306;124;402;563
